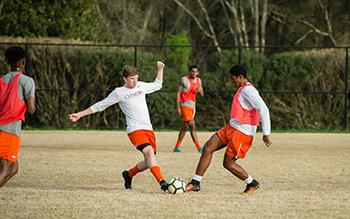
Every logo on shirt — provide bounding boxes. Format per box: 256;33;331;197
124;90;143;99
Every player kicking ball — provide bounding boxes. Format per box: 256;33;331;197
69;61;169;192
186;65;272;195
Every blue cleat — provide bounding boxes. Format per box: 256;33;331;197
198;146;203;153
174;147;182;152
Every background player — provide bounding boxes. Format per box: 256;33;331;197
68;61;169;192
174;65;204;153
0;46;36;188
186;64;271;195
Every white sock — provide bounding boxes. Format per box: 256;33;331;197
192;174;203;182
244;175;253;184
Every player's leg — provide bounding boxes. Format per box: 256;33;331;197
141;145;168;191
0;132;20;188
186;133;226;191
188;120;202;152
224;129;259;195
0;159;18;188
223;154;259;194
174;121;187;152
122;159;148;189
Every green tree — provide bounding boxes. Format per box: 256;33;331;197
0;0;106;41
165;32;191;72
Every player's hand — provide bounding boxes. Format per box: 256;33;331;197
176;107;182;117
68;113;81;122
262;135;271;147
157;61;165;70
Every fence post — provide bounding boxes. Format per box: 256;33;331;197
24;44;29;74
134;46;138;67
238;45;242;64
344;48;349;130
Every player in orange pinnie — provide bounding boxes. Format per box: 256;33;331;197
0;46;36;188
174;65;204;153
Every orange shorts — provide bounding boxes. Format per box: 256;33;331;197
128;130;157;152
0;131;20;163
216;124;253;159
180;106;195;121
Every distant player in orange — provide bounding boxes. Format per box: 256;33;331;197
69;61;170;192
174;65;204;153
0;46;36;188
186;65;271;195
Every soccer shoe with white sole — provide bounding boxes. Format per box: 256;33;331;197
185;179;200;192
122;170;133;189
242;179;260;195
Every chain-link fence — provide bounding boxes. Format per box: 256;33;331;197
0;42;349;130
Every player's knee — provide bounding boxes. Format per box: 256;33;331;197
11;163;18;176
188;121;195;128
202;142;214;154
145;156;157;167
223;159;230;170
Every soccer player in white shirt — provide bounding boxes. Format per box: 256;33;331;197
69;61;169;192
186;65;272;195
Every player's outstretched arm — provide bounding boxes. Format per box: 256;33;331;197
155;61;165;81
68;108;93;122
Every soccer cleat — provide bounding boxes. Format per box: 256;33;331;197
159;180;169;192
122;170;132;189
174;147;182;152
185;179;200;192
242;179;260;195
198;146;203;153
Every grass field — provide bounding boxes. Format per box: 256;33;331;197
0;131;349;218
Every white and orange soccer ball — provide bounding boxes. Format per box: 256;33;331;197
167;177;186;194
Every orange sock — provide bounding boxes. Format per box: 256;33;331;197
150;166;163;183
175;140;182;148
128;165;142;177
194;140;201;149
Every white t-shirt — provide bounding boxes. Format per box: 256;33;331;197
230;83;271;136
90;79;162;133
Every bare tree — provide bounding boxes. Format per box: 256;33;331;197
223;0;268;51
98;0;154;44
173;0;222;52
295;0;337;46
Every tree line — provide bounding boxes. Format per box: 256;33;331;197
0;0;349;47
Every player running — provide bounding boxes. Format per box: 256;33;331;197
174;65;204;153
186;65;271;195
0;46;36;188
69;61;169;192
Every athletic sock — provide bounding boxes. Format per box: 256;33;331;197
128;165;142;177
194;140;201;149
150;166;163;183
175;140;182;148
192;174;203;182
244;175;253;184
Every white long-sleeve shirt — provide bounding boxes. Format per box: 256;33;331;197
90;79;162;133
230;83;271;136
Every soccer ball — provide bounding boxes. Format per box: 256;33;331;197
167;177;186;194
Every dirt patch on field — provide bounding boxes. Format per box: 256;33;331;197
0;131;349;218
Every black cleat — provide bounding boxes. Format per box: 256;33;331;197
242;179;260;195
186;179;201;192
160;180;169;192
122;170;132;189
